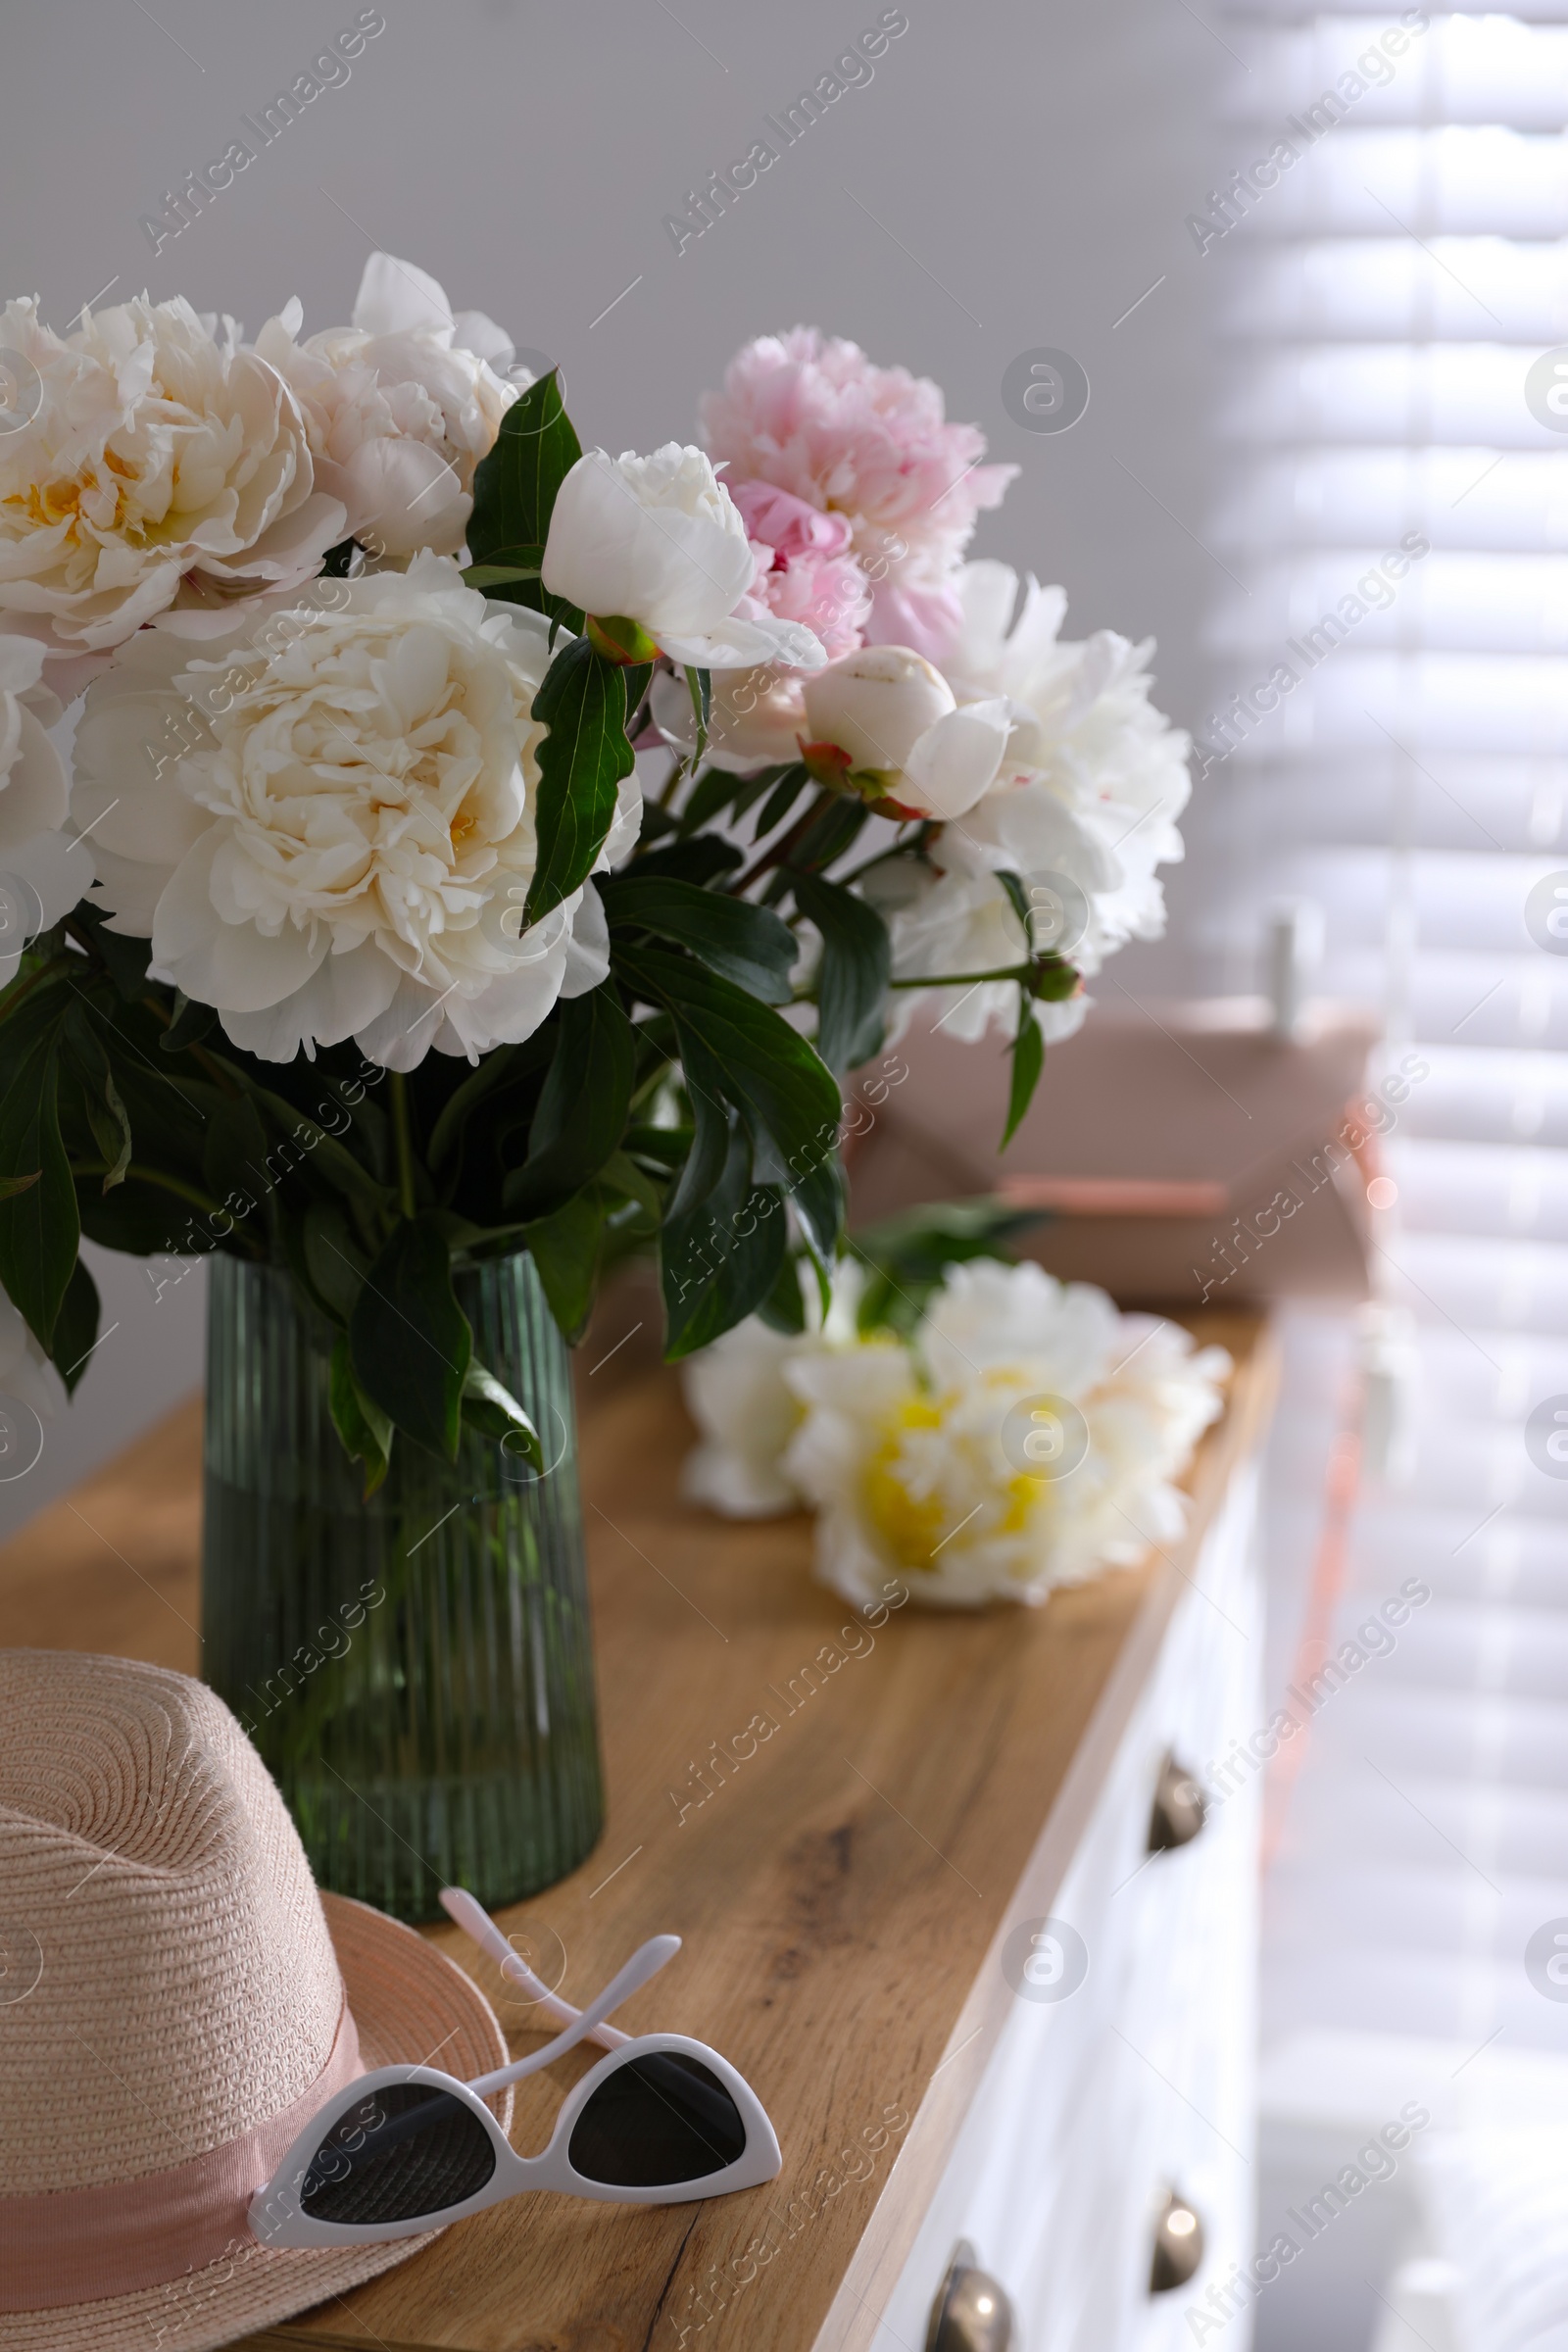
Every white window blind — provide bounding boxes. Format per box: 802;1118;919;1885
1208;7;1568;2059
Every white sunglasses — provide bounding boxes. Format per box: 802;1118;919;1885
249;1888;781;2246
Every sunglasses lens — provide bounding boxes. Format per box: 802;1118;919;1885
300;2083;496;2226
567;2051;748;2188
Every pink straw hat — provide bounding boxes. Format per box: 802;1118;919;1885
0;1649;513;2351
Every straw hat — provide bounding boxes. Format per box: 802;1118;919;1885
0;1649;514;2351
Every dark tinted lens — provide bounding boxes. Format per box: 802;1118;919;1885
567;2052;747;2188
300;2083;497;2225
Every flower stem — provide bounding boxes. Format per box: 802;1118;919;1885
71;1160;266;1255
70;1161;221;1212
728;790;836;895
60;915;106;965
683;666;709;772
832;832;924;888
390;1073;417;1220
658;753;690;809
887;963;1033;988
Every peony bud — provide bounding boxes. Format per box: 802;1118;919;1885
801;646;1011;819
541;444;826;673
897;698;1013;820
801;645;955;774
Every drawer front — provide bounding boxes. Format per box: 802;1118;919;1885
1122;1474;1262;2352
871;1461;1262;2352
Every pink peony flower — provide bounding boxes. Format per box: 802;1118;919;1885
729;478;870;662
702;329;1015;663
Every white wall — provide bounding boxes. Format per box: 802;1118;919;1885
0;0;1226;1530
0;1247;209;1543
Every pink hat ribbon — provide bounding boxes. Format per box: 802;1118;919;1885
0;2001;363;2311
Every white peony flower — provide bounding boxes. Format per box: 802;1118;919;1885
0;294;343;668
882;563;1190;1044
801;644;1011;820
541;445;828;672
253;251;518;561
781;1258;1230;1610
71;555;634;1069
682;1317;808;1516
0;635;90;983
679;1259;864;1516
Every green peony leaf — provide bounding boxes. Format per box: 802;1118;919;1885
623;835;743;887
851;1199;1050;1342
0;1021;78;1348
601;874;796;1004
523;636;637;927
1003;987;1045;1148
461;1360;543;1469
676;762;791;840
790;872;891;1073
504;985;634;1220
68;902;154;1002
329;1333;393;1498
756;1248;808;1336
522;1189;607;1346
661;1117;787;1360
303;1200;368;1322
613;944;841;1220
349;1215;471;1461
160;991;219;1054
466;372;583;628
48;1257;101;1396
753;765;812;841
462;549;545;590
64;1004;133;1193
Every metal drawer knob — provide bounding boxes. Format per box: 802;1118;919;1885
1148;1751;1207;1852
1150;2190;1205;2292
925;2240;1013;2352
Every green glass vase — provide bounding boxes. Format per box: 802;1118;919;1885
201;1250;604;1922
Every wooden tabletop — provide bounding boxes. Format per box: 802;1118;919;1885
0;1309;1272;2352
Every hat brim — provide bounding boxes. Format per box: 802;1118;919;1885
0;1892;514;2352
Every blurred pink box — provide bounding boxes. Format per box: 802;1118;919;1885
848;998;1387;1309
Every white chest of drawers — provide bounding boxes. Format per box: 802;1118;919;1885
824;1455;1267;2352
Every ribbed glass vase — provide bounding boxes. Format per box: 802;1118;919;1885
202;1250;603;1922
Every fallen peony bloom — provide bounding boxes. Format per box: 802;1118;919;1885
781;1259;1230;1608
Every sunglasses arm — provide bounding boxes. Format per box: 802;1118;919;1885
438;1886;632;2050
465;1934;681;2098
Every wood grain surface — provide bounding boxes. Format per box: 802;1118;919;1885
0;1311;1271;2352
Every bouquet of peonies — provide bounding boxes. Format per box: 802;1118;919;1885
683;1225;1232;1609
0;252;1192;1486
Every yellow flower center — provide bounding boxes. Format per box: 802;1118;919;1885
862;1396;948;1572
10;444;142;542
860;1384;1052;1578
